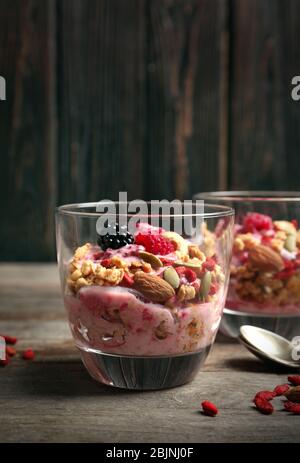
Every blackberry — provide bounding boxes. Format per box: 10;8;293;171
97;223;134;251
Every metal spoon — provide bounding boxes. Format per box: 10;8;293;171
239;325;300;369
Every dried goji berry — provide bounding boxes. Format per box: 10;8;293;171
283;401;300;414
175;266;197;282
101;259;112;268
202;258;216;272
261;235;273;245
291;219;298;229
239;251;249;264
209;283;218;296
288;375;300;386
6;346;16;357
273;384;290;396
284;400;296;411
201;400;218;417
22;349;35;360
121;273;134;287
0;357;9;366
0;334;17;345
184;268;197;282
253;390;276;402
175;266;187;277
254;397;274;415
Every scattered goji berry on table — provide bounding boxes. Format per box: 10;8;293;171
6;346;16;357
273;384;290;396
288;376;300;386
283;401;300;414
0;334;17;345
0;358;9;367
284;401;296;411
254;397;274;415
201;401;218;417
253;391;276;402
22;349;35;360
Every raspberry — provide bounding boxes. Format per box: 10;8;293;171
135;233;175;255
201;400;218;417
243;213;273;233
22;349;35;360
273;384;290;396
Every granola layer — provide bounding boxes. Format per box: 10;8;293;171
228;213;300;313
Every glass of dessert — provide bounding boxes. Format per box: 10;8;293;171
194;191;300;340
56;201;234;390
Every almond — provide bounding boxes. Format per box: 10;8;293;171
284;386;300;403
133;272;175;302
138;251;163;269
248;245;284;272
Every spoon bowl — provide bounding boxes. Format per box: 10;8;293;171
239;325;300;369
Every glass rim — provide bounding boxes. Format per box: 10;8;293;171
194;191;300;202
56;201;235;219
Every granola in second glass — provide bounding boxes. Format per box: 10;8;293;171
227;212;300;314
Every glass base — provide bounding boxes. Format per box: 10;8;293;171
221;308;300;341
79;346;211;390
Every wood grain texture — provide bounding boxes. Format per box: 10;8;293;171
229;0;300;190
0;264;299;443
57;0;146;203
2;0;300;260
0;0;57;261
145;0;227;199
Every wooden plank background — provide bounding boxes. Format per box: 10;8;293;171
0;0;300;261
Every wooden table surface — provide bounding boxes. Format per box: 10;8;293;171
1;263;299;443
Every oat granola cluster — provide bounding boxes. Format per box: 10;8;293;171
66;223;224;306
230;213;300;306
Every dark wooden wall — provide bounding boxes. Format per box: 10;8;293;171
0;0;300;261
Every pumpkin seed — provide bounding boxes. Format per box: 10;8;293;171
199;271;212;301
284;233;296;252
174;261;202;270
138;251;163;269
163;267;180;289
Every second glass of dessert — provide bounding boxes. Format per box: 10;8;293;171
56;201;234;390
194;191;300;340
